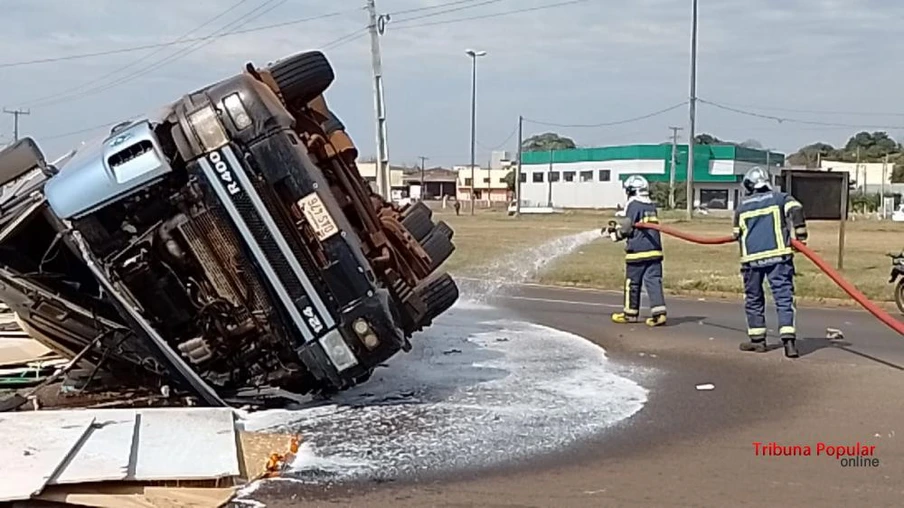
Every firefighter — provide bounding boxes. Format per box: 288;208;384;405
604;175;667;327
732;166;808;358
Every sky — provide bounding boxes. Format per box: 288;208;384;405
2;0;904;167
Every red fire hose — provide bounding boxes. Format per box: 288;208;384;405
634;222;904;336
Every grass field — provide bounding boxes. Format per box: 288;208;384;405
433;207;904;303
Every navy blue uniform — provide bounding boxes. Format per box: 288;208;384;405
618;198;666;318
733;189;807;341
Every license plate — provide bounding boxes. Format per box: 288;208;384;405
297;192;339;242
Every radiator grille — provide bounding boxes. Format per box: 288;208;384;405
179;208;270;314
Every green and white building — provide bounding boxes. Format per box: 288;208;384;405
518;144;785;211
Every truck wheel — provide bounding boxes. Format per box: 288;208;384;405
421;229;455;270
433;221;453;240
268;51;335;106
401;201;433;241
420;272;459;323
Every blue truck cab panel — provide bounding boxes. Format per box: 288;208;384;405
45;119;174;219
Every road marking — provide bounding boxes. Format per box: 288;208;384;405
497;295;621;308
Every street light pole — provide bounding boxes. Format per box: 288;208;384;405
466;49;486;215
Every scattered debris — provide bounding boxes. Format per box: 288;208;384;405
826;328;845;341
0;407;299;506
696;383;715;391
443;348;462;355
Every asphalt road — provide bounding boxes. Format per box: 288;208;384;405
491;283;904;371
254;284;904;507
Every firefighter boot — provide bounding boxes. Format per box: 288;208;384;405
739;338;767;353
611;312;638;324
782;338;800;358
645;314;667;327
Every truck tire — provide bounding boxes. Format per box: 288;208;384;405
433;221;453;240
420;272;459;323
401;201;433;241
421;229;455;270
269;51;335;106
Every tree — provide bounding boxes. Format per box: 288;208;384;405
502;170;516;191
787;142;837;167
891;164;904;184
521;132;576;152
649;181;686;209
844;131;898;159
738;139;763;149
694;133;722;145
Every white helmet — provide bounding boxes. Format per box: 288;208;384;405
623;175;649;196
743;166;771;193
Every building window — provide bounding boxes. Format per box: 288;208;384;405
579;170;593;182
563;171;575;182
520;173;527;183
699;188;729;209
532;172;544;183
464;178;472;186
549;171;560;182
499;178;507;184
483;177;490;183
598;169;611;182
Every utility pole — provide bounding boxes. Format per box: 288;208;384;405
882;153;889;218
418;156;428;199
668;126;682;209
856;146;862;190
366;0;390;201
547;148;553;207
686;0;698;218
3;108;30;141
515;115;523;217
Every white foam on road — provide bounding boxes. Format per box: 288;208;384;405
240;302;648;485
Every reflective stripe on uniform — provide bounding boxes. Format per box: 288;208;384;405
651;305;667;315
739;205;788;263
623;279;638;315
780;326;795;335
640;216;660;223
625;250;663;261
748;327;767;337
784;199;802;213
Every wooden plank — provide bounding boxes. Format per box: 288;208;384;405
130;408;239;481
0;412;95;502
52;412;137;484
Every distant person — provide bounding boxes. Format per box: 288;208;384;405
453;200;461;216
603;175;667;327
732;166;808;358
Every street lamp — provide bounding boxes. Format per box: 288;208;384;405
466;49;487;215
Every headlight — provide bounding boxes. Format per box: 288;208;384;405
319;330;358;372
223;93;252;130
187;105;228;151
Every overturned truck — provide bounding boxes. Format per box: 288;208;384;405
0;51;458;407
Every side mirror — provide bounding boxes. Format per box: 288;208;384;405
0;137;46;187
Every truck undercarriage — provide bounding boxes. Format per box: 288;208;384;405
0;50;459;408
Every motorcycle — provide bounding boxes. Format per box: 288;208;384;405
887;252;904;314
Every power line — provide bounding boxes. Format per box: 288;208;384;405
523;102;687;128
387;0;495;16
390;0;591;31
696;99;904;118
391;0;505;24
477;122;518;150
26;0;291;108
19;0;256;107
36;28;369;144
0;8;360;69
698;99;904;130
